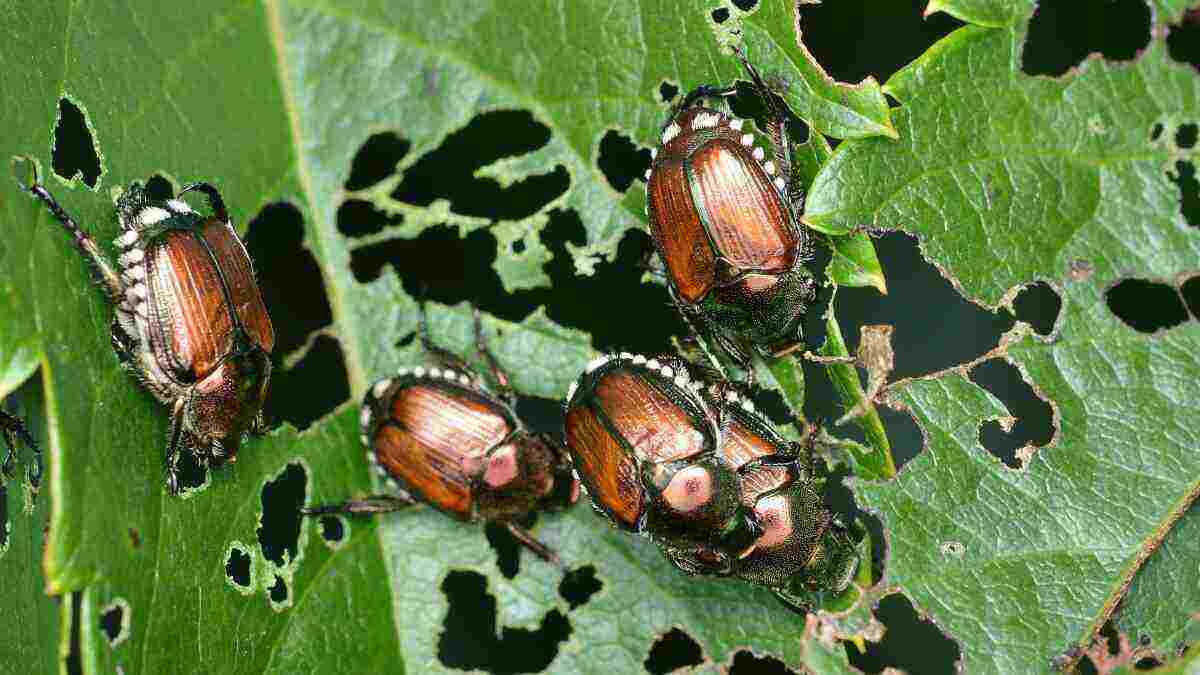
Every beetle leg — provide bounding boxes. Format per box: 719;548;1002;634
250;412;269;436
179;182;230;224
299;494;416;516
165;398;187;495
502;521;562;567
730;46;804;214
21;175;123;302
2;411;42;490
471;308;517;406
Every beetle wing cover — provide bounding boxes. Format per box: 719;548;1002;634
648;158;717;303
688;139;795;275
593;370;705;464
564;402;644;529
201;219;275;353
146;230;235;382
374;383;512;519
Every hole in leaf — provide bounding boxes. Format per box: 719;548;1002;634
598;129;652;193
729;651;795;674
66;592;82;675
354;218;690;356
511;239;526;254
243;203;346;429
731;0;757;11
1106;278;1190;333
1151;123;1164;141
1177;123;1198;150
1013;281;1062;335
266;334;350;431
846;594;960;674
99;600;128;647
796;0;964;84
1167;10;1200;70
1171;160;1199;228
175;446;208;492
712;6;730;23
439;570;571;673
559;565;602;609
269;575;288;604
144;174;174;202
877;405;925;470
225;546;252;588
514;395;562;436
242;202;333;357
1021;0;1151;77
51;98;101;188
319;516;345;545
646;628;704;674
724;81;810;145
257;462;307;567
484;518;524;579
969;359;1054;469
836;232;1016;377
337;199;392;238
346;131;410;191
1135;656;1164;669
394;110;566;222
659;80;679;103
1181;276;1200;320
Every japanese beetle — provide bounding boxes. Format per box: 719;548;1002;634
1;410;40;489
18;167;274;494
692;385;858;606
303;309;580;565
563;353;754;549
563;353;857;605
645;49;815;368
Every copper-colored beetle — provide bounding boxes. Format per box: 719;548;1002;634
20;166;273;494
683;384;858;606
563;353;752;547
563;353;857;606
303;311;580;565
645;50;816;368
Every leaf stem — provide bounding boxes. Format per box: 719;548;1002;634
818;312;896;480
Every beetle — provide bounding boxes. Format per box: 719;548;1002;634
1;410;40;490
563;353;857;605
562;352;754;550
302;309;580;565
687;383;858;607
644;48;816;369
19;165;274;494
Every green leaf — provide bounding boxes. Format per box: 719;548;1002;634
810;18;1200;671
793;130;887;291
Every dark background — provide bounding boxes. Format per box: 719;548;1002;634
23;0;1200;673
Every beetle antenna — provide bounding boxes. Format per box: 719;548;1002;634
179;182;230;224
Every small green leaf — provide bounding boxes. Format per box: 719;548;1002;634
827;232;888;293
